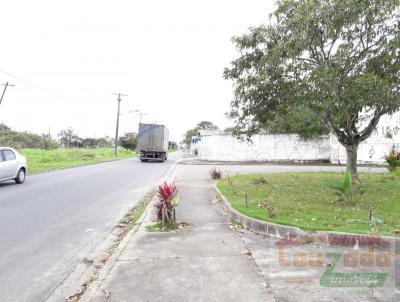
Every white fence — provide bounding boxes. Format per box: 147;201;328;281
193;113;400;164
195;134;331;162
330;113;400;164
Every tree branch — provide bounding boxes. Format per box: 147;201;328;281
358;108;387;141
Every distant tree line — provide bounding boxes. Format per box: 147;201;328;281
0;123;59;150
0;123;135;150
57;127;114;149
0;123;178;152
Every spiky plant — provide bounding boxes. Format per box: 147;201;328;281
155;181;178;226
210;168;222;180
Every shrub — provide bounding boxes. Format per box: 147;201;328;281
258;199;276;217
210;168;222;180
251;177;268;185
385;146;400;172
327;171;365;204
155;181;179;226
83;153;96;158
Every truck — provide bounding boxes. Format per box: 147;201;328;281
137;123;169;162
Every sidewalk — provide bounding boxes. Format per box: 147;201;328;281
81;164;272;301
82;163;399;302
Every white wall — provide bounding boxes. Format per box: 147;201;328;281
192;114;400;164
196;134;331;162
330;113;400;164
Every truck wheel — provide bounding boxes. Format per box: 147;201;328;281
140;159;148;162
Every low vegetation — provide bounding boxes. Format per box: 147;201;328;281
217;172;400;235
325;171;366;204
385;146;400;171
146;181;187;232
168;141;178;151
210;168;222;180
146;221;190;232
21;148;135;173
155;181;179;226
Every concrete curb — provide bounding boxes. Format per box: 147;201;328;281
212;185;307;237
79;194;155;302
180;159;388;168
213;185;400;248
79;158;180;302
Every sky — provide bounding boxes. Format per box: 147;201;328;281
0;0;276;142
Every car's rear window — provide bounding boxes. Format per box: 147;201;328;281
3;150;16;161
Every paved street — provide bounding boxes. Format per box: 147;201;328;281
0;152;180;302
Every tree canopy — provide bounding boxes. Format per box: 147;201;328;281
0;124;58;149
182;121;219;147
224;0;400;182
119;132;138;151
58;128;82;148
196;121;218;130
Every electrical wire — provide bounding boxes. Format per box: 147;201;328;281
0;67;56;95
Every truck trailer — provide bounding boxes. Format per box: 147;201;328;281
137;123;169;162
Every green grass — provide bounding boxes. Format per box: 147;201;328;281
21;148;136;173
217;172;400;235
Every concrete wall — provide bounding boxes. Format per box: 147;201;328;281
330;113;400;164
196;134;331;162
192;113;400;164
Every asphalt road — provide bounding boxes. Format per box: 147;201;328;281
0;152;181;302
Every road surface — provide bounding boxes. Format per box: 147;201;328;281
0;152;180;302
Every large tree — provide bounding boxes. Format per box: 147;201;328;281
119;132;138;151
224;0;400;183
58;128;82;148
196;121;218;130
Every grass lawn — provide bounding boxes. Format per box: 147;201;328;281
217;172;400;235
21;148;136;173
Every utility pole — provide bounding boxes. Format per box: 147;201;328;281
113;92;127;157
138;112;148;123
130;109;148;123
0;82;15;106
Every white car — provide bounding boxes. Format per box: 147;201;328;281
0;147;27;184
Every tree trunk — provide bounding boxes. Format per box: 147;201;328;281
345;144;359;184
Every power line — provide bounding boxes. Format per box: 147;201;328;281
0;82;15;106
0;67;55;95
112;92;128;157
